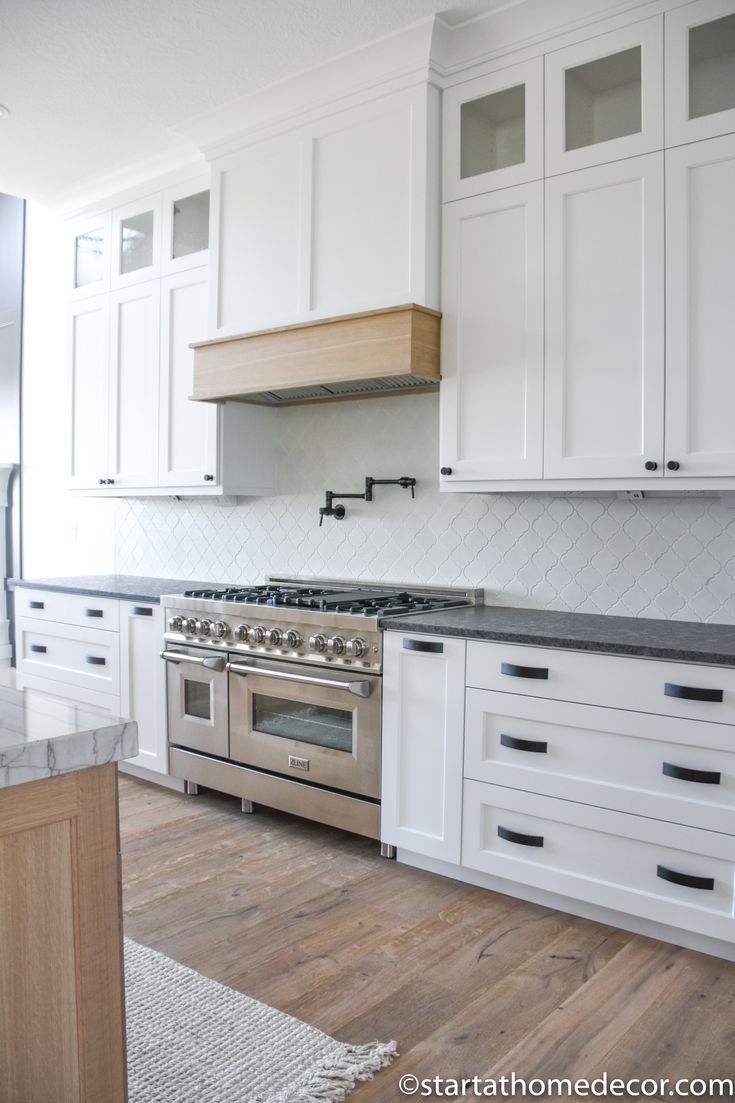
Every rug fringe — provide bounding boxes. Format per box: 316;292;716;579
272;1039;399;1103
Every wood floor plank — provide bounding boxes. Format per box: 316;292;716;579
117;775;735;1101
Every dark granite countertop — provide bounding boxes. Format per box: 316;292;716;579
379;606;735;667
7;575;215;604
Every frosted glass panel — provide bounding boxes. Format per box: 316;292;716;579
75;228;104;287
120;210;154;275
172;190;210;259
460;85;526;178
689;14;735;120
565;47;641;151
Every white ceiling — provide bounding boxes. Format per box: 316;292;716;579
0;0;513;205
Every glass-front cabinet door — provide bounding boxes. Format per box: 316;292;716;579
161;175;210;275
69;212;111;300
111;193;162;289
443;59;543;201
545;16;664;175
666;0;735;146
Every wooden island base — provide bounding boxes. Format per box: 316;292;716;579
0;763;127;1103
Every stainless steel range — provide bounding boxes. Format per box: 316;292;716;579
161;576;481;847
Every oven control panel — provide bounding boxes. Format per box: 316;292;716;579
164;610;382;672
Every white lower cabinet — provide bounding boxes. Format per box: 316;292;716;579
381;632;466;862
16;592;169;778
383;630;735;953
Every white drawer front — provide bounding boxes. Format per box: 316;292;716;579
466;640;735;725
463;780;735;941
15;588;120;631
17;618;120;697
465;689;735;835
18;672;122;716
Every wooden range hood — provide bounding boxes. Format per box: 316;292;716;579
191;304;441;406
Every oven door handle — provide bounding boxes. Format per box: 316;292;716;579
160;650;226;672
226;661;372;698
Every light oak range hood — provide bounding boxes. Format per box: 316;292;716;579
191;304;441;406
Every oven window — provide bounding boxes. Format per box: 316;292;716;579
184;679;211;721
252;694;352;753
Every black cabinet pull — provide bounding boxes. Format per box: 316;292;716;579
85;608;103;618
500;661;549;681
29;644;47;653
403;639;443;654
662;762;721;785
498;825;544;848
665;682;723;704
666;460;680;471
85;655;106;666
440;466;453;476
203;474;214;481
644;460;658;471
131;606;153;617
500;734;548;754
29;601;45;610
657;864;714;891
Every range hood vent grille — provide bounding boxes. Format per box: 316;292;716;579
191;304;440;407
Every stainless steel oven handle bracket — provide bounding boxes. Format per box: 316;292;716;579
226;661;372;698
160;650;226;672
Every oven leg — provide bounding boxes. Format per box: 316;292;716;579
184;781;200;796
241;798;256;814
380;842;396;859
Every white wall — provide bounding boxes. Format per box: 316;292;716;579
22;202;115;577
114;393;735;625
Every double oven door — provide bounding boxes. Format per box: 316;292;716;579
163;645;381;798
228;657;381;799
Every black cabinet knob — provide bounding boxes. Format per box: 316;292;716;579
666;460;680;471
98;478;105;485
440;467;453;476
645;461;658;471
203;474;214;482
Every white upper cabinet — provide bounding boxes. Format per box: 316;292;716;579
443;59;544;201
209;84;439;337
108;281;161;489
666;0;735;146
440;183;544;482
69;212;111;301
544;154;665;479
158;268;218;487
69;295;110;489
111;193;162;289
665;133;735;477
545;17;664;176
161;175;210;276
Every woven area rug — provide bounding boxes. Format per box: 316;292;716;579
124;939;397;1103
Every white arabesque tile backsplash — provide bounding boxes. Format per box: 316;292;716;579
114;394;735;624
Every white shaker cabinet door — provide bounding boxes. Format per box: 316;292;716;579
108;280;161;489
69;295;110;489
120;602;167;775
381;633;466;862
544;153;665;480
158;268;218;488
440;183;544;482
665;134;735;478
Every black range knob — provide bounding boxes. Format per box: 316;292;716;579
645;461;658;471
440;467;453;476
667;460;680;471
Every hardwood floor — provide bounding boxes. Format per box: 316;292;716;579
119;774;735;1098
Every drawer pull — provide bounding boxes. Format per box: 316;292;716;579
403;639;443;654
131;606;153;616
664;682;723;704
656;864;714;892
85;655;106;666
500;662;549;681
29;600;45;610
29;644;47;654
497;825;544;848
85;608;104;618
662;762;721;785
500;734;548;754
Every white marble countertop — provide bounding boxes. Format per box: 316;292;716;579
0;685;138;789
